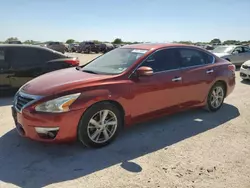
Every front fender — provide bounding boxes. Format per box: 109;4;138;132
70;89;119;110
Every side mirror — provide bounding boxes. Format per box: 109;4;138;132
232;51;238;54
136;66;153;77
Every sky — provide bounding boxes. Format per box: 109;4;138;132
1;0;250;43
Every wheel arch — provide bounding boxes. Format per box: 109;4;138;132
212;80;228;96
83;99;125;126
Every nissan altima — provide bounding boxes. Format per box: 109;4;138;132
12;43;236;148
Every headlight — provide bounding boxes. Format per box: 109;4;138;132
35;93;81;113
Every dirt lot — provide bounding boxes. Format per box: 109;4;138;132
0;53;250;188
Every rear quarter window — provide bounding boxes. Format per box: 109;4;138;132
38;49;66;62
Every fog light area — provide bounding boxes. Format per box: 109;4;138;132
35;127;59;139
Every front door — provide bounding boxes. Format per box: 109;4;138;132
176;48;216;107
241;46;250;63
128;48;183;118
0;48;11;88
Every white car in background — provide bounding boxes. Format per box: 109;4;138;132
240;60;250;80
212;45;250;66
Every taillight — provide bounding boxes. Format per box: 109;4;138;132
228;64;235;72
64;59;80;66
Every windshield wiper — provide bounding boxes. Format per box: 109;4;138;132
75;66;81;70
82;69;98;74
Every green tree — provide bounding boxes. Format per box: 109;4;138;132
5;37;19;43
210;38;221;44
23;40;35;44
179;41;193;44
132;41;140;44
66;39;75;44
223;40;239;45
93;40;101;44
113;38;122;44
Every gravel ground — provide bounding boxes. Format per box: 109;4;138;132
0;53;250;188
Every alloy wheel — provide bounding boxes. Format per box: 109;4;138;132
210;86;224;109
87;109;118;144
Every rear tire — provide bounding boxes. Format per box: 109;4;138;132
205;83;226;112
77;102;123;148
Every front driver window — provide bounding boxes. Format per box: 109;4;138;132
243;47;250;53
141;49;180;72
233;47;244;54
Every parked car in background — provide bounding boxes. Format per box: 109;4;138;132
212;45;250;66
113;44;121;48
240;60;250;80
204;45;214;51
12;43;235;148
99;43;114;53
76;41;99;53
7;40;22;44
46;42;67;54
64;43;69;52
0;44;79;89
68;43;79;52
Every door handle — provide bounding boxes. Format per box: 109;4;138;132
172;77;182;82
206;69;214;74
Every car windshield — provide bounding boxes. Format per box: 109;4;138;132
81;48;148;75
212;46;234;53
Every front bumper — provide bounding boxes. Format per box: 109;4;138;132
11;106;84;143
240;67;250;79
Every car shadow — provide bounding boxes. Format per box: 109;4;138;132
0;103;239;188
0;90;17;107
241;79;250;85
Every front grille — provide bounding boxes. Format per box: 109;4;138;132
15;94;34;112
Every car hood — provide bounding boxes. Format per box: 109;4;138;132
213;52;230;57
21;68;112;96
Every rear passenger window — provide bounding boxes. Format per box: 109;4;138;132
178;48;213;67
0;49;8;69
0;50;4;61
9;48;41;68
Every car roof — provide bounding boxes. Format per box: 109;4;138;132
120;43;198;50
0;44;66;54
0;44;48;49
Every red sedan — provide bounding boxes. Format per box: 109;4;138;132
11;43;236;148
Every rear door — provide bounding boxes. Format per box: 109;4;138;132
8;47;46;88
0;47;11;88
230;46;245;65
177;47;216;107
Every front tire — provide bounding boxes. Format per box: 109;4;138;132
205;83;226;112
78;102;122;148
